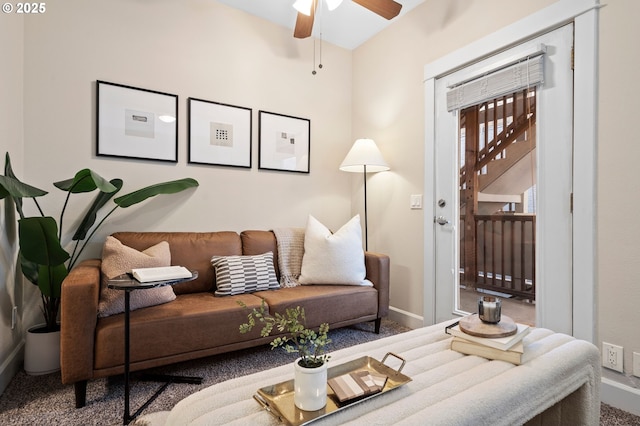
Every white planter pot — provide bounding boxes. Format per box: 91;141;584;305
293;358;327;411
24;324;60;375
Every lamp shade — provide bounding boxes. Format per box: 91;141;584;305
339;139;390;173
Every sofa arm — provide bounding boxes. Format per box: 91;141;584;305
365;252;390;318
60;258;101;385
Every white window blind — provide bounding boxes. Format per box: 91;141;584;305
446;54;544;112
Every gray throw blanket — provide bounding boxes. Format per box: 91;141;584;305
272;228;305;288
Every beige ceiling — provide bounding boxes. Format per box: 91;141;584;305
215;0;425;50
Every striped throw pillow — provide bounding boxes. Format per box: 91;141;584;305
211;251;279;296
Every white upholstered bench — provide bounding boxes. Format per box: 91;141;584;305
136;320;600;426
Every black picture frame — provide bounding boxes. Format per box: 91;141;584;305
188;98;252;168
96;80;178;163
258;110;310;173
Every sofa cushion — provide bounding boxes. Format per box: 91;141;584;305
211;252;280;296
240;230;279;277
111;231;243;294
98;236;175;317
254;285;378;329
299;215;370;286
94;293;266;369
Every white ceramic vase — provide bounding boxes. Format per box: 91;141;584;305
24;324;61;375
293;358;327;411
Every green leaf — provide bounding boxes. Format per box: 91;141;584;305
37;263;68;298
72;179;123;241
2;153;48;199
114;178;199;208
0;175;48;199
2;153;48;219
53;169;118;194
19;252;39;286
18;217;70;265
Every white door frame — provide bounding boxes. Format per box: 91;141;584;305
423;0;599;343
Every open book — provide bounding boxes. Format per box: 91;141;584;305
131;266;192;283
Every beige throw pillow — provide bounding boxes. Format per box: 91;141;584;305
97;236;176;317
298;215;371;286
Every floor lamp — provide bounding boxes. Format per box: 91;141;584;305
339;139;390;251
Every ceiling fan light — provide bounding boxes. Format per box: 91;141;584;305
293;0;313;16
325;0;343;11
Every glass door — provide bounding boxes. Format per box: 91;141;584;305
458;89;537;326
432;24;574;334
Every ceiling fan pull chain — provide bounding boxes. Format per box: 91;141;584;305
319;32;323;70
312;38;317;75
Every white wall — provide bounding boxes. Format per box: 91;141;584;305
352;0;640;405
20;0;354;258
1;0;355;391
597;0;640;392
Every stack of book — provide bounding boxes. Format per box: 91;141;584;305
446;320;530;365
328;370;388;403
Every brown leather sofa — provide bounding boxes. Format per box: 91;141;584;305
60;230;390;408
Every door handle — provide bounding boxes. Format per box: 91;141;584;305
435;216;450;225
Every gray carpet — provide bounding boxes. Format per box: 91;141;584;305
0;319;638;425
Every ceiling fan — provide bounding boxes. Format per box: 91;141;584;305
293;0;403;39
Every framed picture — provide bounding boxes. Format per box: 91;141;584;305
188;98;252;168
97;80;178;162
258;110;310;173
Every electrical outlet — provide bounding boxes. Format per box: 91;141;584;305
633;352;640;378
602;342;624;373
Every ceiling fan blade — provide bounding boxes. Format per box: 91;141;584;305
352;0;402;20
294;0;318;39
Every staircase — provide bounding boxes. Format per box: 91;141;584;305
459;88;537;300
460;90;537;214
477;130;536;214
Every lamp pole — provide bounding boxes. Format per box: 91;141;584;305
363;164;368;251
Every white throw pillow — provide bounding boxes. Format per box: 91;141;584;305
298;215;371;286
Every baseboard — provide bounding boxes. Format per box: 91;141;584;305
387;306;424;329
601;377;640;417
0;340;24;396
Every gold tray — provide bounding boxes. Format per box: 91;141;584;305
253;353;411;426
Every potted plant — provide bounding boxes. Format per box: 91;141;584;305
239;300;331;411
0;152;199;374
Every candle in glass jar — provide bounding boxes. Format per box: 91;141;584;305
478;296;501;323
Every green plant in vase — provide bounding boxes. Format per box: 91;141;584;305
0;152;199;333
239;300;331;368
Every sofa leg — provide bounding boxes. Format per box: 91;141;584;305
74;380;87;408
374;318;382;334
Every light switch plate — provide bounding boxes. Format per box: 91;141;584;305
410;194;423;209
